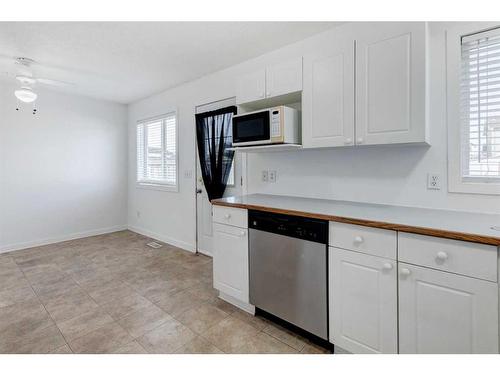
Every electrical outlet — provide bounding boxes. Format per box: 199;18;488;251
261;170;269;182
427;173;441;190
184;170;193;179
269;170;277;183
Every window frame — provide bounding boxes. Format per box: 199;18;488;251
136;111;179;193
446;22;500;195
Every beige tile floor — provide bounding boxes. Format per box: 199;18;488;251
0;231;330;354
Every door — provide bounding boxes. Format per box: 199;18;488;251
265;57;303;98
302;38;355;148
213;223;249;302
195;98;243;256
355;22;427;145
329;247;398;353
399;263;499;354
249;228;328;340
235;69;266;105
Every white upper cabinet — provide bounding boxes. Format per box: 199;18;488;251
399;263;499;354
236;58;302;105
265;57;303;98
329;247;398;353
236;69;266;105
302;38;355;148
355;22;428;145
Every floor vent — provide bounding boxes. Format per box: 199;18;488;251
146;241;163;249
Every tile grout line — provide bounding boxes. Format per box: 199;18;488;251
15;262;74;354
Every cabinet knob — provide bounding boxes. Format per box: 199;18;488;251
400;268;411;277
382;263;393;271
353;235;364;244
224;213;231;219
357;137;364;144
344;138;353;145
436;251;448;261
266;92;271;97
260;93;265;98
239;231;246;237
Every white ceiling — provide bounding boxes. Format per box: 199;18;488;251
0;22;339;104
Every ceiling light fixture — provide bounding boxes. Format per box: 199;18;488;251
14;87;37;103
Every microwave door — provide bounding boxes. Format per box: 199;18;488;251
232;111;271;146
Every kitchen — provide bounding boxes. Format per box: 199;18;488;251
1;8;500;371
132;21;500;354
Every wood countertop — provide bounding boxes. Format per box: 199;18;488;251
212;194;500;246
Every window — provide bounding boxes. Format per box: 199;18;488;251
447;23;500;195
227;159;235;186
461;28;500;182
137;112;177;191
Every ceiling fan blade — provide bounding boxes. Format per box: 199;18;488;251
36;77;75;87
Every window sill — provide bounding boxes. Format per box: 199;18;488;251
448;179;500;196
136;182;178;193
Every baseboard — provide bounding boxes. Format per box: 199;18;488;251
127;225;195;253
0;224;128;254
218;292;255;315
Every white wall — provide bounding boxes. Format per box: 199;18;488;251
127;22;500;253
0;82;128;252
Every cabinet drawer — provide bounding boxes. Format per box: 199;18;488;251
329;222;397;259
398;233;498;282
213;206;248;228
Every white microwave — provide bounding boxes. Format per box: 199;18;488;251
232;106;299;147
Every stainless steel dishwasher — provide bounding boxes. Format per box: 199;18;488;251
248;210;329;340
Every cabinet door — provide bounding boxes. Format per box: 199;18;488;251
329;247;397;353
265;57;303;98
213;223;249;303
399;263;499;354
356;22;427;145
302;38;355;148
235;69;266;105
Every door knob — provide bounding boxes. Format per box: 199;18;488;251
382;263;393;271
357;137;364;144
436;251;448;261
400;268;411;277
353;236;364;244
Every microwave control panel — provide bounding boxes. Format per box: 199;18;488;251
271;109;281;138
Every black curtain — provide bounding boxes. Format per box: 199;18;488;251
195;106;237;201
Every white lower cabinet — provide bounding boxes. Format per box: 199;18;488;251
329;247;398;353
398;263;499;354
213;222;249;303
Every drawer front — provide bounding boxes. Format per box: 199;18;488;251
398;233;498;282
329;222;397;259
213;206;248;228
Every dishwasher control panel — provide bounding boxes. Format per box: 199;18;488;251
248;210;328;244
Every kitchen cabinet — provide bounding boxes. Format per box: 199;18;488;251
235;69;266;104
302;38;355;148
302;22;428;149
213;220;249;304
329;247;398;354
265;58;303;99
356;22;428;145
236;58;302;105
398;263;499;354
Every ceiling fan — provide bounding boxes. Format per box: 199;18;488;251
1;56;75;113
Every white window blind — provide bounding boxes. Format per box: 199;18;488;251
137;112;177;188
461;28;500;181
